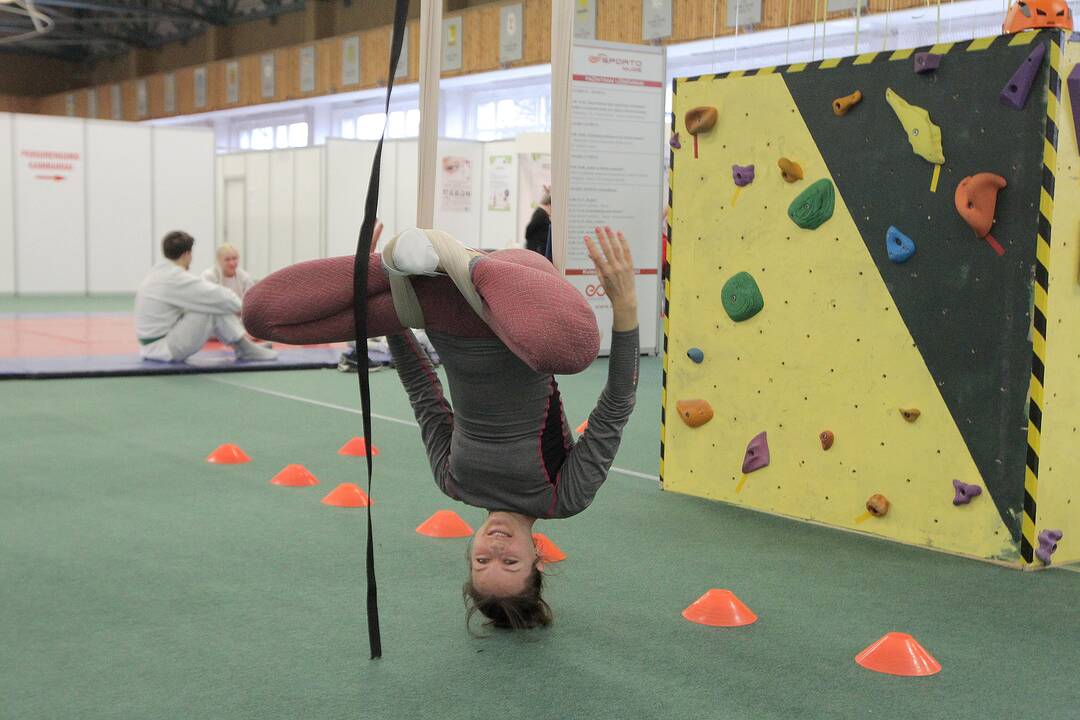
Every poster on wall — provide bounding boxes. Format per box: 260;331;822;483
260;54;275;98
499;4;523;64
565;40;666;353
342;36;361;85
110;84;122;120
164;73;176;114
443;17;462;71
194;67;207;108
394;28;409;78
299;46;316;92
642;0;672;40
726;0;762;27
136;80;148;118
830;0;868;10
86;89;97;118
440;155;473;212
487;155;513;212
226;61;240;103
517;153;551;242
65;94;75;117
574;0;597;40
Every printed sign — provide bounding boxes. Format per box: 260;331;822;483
261;54;275;98
829;0;868;10
394;28;409;78
299;46;316;92
499;3;523;64
443;17;463;71
440;155;473;212
136;80;148;118
86;89;97;118
517;153;551;241
575;0;597;40
20;147;81;183
194;67;207;108
487;155;513;211
110;84;122;120
643;0;672;40
65;94;75;117
164;73;176;114
342;36;361;85
726;0;762;27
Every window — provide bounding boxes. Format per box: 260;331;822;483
467;83;550;140
336;107;420;140
233;114;310;151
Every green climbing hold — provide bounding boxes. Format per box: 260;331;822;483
721;272;764;322
787;178;835;230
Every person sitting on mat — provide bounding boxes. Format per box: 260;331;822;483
135;231;278;363
243;224;638;631
202;243;255;302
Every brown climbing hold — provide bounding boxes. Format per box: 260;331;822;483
899;408;921;422
866;494;890;517
684;106;719;135
676;399;714;428
832;91;862;117
778;157;804;183
820;430;834;450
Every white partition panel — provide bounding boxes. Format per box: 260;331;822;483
480;141;519;249
14;115;87;293
86;122;152;293
324;139;378;258
375;143;397;249
394;140;419;235
152;127;215;273
243;153;271;279
268;151;295;272
292;147;323;262
434;139;483;245
0;114;14;293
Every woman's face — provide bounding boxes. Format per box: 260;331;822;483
219;250;239;277
470;512;542;597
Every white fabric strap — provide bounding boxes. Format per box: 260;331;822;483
381;229;486;329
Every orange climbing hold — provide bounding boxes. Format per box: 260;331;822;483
532;533;567;563
270;464;320;487
338;437;380;457
321;482;371;507
676;399;714;428
206;443;251;464
682;589;758;627
856;632;941;676
576;419;589;434
416;510;473;538
832;90;863;116
866;494;890;517
954;173;1008;255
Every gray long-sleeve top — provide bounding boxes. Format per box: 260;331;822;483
388;328;639;518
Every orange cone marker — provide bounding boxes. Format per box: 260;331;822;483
576;419;589;434
270;464;320;487
321;482;371;507
856;632;941;676
682;589;758;627
532;533;567;563
207;443;251;464
416;510;473;538
338;437;380;457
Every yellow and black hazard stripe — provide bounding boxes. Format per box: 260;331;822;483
660;80;676;487
1020;31;1063;566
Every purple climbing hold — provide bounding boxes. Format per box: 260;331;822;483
1000;43;1046;110
1068;66;1080;157
670;132;682;150
951;479;983;506
1036;529;1063;565
913;52;941;74
741;431;770;474
732;164;755;187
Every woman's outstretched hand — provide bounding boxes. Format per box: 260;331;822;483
584;226;638;332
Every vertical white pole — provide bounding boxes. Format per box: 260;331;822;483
550;0;574;272
417;0;442;229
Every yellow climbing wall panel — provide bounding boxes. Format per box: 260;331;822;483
665;72;1017;562
1036;38;1080;566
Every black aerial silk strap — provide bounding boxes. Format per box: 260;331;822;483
354;0;410;660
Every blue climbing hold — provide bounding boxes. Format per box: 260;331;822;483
886;226;916;263
687;347;704;363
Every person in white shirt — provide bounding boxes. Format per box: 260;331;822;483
135;231;277;363
201;243;255;301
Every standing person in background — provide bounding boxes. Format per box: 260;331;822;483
135;231;277;363
524;188;551;255
202;243;255;302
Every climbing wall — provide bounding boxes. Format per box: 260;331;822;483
662;30;1075;566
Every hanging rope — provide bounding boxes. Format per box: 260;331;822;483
882;0;891;51
854;0;861;56
785;0;793;63
822;0;829;61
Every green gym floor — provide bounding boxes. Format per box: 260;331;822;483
3;296;1079;720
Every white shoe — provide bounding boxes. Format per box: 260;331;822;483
234;338;279;361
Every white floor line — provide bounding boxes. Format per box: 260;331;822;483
207;375;661;483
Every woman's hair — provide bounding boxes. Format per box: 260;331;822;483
463;564;553;631
216;243;239;260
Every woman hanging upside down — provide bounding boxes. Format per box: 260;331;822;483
243;224;639;631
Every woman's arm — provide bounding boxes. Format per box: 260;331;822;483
386;333;460;499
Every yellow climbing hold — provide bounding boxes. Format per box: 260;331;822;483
885;88;945;165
